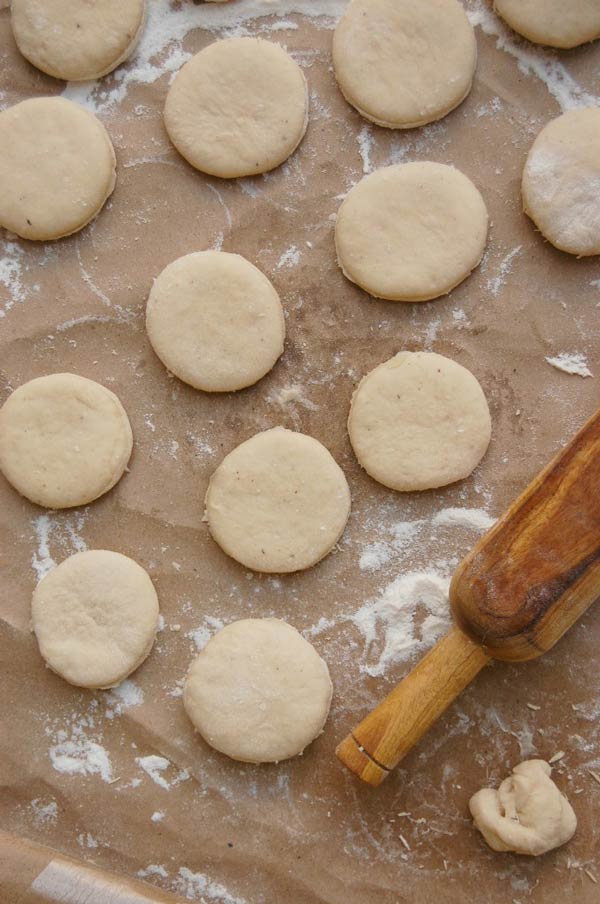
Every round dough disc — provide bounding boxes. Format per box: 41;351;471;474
146;251;285;392
348;351;491;491
11;0;146;81
335;162;488;301
0;97;116;241
522;107;600;257
494;0;600;49
32;550;159;689
205;427;351;573
164;37;308;178
0;373;133;509
333;0;477;128
184;619;332;763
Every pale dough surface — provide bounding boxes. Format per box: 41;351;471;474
332;0;476;128
348;352;491;491
205;427;351;573
470;760;577;855
164;37;308;178
335;162;488;301
0;97;116;241
522;107;600;257
494;0;600;49
32;550;159;689
0;373;132;509
184;618;332;763
146;251;285;392
11;0;146;81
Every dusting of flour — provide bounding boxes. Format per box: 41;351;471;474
545;352;593;378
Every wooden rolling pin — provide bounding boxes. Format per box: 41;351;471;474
336;409;600;786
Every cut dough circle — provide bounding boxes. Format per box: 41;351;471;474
494;0;600;49
522;107;600;257
164;37;308;179
146;251;285;392
348;351;491;491
333;0;477;129
0;373;133;509
184;619;333;763
11;0;146;81
0;97;116;241
32;550;159;689
335;162;488;301
205;427;351;573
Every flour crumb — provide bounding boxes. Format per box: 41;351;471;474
545;353;592;378
136;755;189;791
357;123;374;174
138;864;169;880
275;244;301;270
50;738;113;783
105;679;144;719
486;246;523;297
432;507;495;531
174;867;248;904
151;810;165;823
30;798;58;825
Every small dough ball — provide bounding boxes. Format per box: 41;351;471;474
11;0;146;81
522;107;600;257
32;550;159;689
348;351;491;491
0;373;132;509
333;0;477;128
184;618;332;763
335;162;488;301
470;760;577;856
494;0;600;49
0;97;116;241
205;427;351;573
164;37;308;178
146;251;285;392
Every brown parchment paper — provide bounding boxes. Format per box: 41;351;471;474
1;2;599;903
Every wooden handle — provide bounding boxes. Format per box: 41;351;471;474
336;627;489;786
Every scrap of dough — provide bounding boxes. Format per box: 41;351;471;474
494;0;600;49
146;251;285;392
11;0;146;81
522;107;600;257
164;37;308;178
0;97;116;241
205;427;351;573
0;373;132;509
470;760;577;855
335;162;488;301
184;618;333;763
32;550;159;689
332;0;477;128
348;351;491;491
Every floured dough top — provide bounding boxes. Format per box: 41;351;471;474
184;618;333;763
164;37;308;178
494;0;600;49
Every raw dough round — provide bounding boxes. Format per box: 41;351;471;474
205;427;351;573
335;162;488;301
146;251;285;392
494;0;600;49
332;0;477;128
164;37;308;178
11;0;146;81
0;373;132;509
0;97;116;241
522;107;600;257
184;618;332;763
348;351;491;491
32;550;159;689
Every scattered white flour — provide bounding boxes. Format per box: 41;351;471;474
77;832;102;849
151;810;165;823
432;507;496;531
188;616;225;651
105;680;145;720
0;240;29;318
268;384;318;411
275;244;301;270
357;123;374;174
135;755;190;791
187;432;215;457
486;245;523;297
31;512;88;582
50;737;113;783
545;353;593;378
174;867;248;904
30;798;58;826
138;865;169;880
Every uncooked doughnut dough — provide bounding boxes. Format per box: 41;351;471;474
333;0;477;128
335;163;488;301
164;37;308;178
11;0;146;81
522;108;600;257
0;373;132;509
32;550;159;689
494;0;600;49
184;619;332;763
348;352;491;491
0;97;116;241
205;427;351;573
146;251;285;392
470;760;577;855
